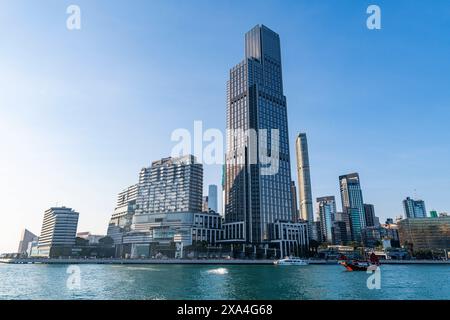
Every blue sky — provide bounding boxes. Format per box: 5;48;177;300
1;0;449;252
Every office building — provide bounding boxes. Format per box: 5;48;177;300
316;196;336;243
332;221;348;245
295;133;314;225
208;185;218;213
107;184;138;248
223;25;308;256
403;197;427;218
430;210;438;218
17;229;38;255
202;196;209;212
290;181;299;222
37;207;79;257
339;173;366;242
398;217;450;250
364;204;376;227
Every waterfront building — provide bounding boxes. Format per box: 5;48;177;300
430;210;438;218
106;184;138;254
310;221;322;243
37;207;79;257
295;133;314;227
398;217;450;250
76;232;105;245
403;197;427;218
120;155;223;258
335;211;352;243
339;173;366;242
364;204;376;227
208;185;218;213
331;221;348;245
17;229;38;255
222;24;308;256
137;155;203;214
316;196;336;243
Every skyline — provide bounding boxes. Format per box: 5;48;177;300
1;0;450;253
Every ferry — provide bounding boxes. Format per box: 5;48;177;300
339;253;380;271
274;257;309;266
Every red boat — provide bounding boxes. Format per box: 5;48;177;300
339;253;380;272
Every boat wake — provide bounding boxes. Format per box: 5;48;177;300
206;268;229;275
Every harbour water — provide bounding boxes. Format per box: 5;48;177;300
0;263;449;300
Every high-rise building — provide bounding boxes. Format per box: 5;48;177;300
403;197;427;218
331;221;348;245
290;181;299;222
208;185;218;213
364;204;376;227
335;211;352;243
316;196;336;243
136;155;203;214
17;229;38;255
295;133;314;225
37;207;79;257
107;184;139;248
339;173;366;242
223;25;308;256
430;210;438;218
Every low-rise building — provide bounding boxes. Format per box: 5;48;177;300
398;217;450;251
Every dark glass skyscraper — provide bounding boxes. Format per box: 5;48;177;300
339;173;366;242
224;25;294;245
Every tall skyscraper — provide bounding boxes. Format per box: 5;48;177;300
403;197;427;218
364;204;376;227
339;173;366;242
136;155;203;215
17;229;38;255
208;185;218;213
223;25;307;255
290;181;299;222
37;207;79;257
317;196;336;243
295;133;314;225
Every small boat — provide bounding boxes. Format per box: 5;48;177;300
274;257;309;266
339;252;380;272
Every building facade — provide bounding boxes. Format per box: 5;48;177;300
208;185;218;213
403;197;427;218
137;155;203;215
316;196;336;243
223;25;308;255
364;204;376;227
37;207;79;257
295;133;314;226
398;217;450;250
339;173;366;242
17;229;38;255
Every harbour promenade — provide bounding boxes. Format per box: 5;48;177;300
1;258;449;265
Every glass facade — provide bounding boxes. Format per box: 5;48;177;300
225;25;293;244
317;196;336;243
339;173;366;242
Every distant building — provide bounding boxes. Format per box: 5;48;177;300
386;218;394;224
202;196;209;213
430;210;438;218
332;221;348;245
316;196;336;243
364;204;376;227
77;232;105;245
295;133;314;227
208;185;218;213
335;211;352;243
17;229;38;255
310;221;322;243
403;197;427;218
398;217;450;250
107;184;138;254
37;207;79;257
339;173;366;242
290;181;299;222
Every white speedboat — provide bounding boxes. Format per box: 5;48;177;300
274;257;309;266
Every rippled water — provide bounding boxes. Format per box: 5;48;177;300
0;263;449;300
